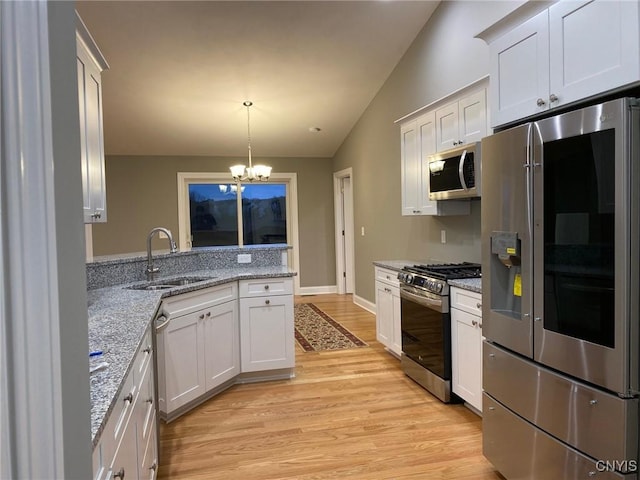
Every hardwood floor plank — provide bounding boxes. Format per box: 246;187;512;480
158;294;503;480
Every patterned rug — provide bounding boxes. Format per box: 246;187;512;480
294;303;368;352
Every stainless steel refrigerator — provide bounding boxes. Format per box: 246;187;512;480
481;98;640;479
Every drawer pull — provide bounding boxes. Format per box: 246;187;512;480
472;320;478;327
265;299;271;305
155;315;170;333
113;468;125;479
206;311;211;317
199;313;205;320
146;397;153;405
124;393;133;404
143;346;151;354
264;285;270;290
476;302;482;309
589;399;598;406
150;462;157;472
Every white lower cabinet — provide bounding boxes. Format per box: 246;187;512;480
93;327;157;480
374;267;401;357
157;283;239;419
450;287;483;413
239;278;295;372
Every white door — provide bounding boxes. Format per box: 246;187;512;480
375;282;393;349
203;300;240;390
334;168;355;293
240;295;294;372
400;121;420;215
548;0;640;107
458;90;487;145
451;308;482;412
489;9;550;127
161;311;206;413
435;102;459;151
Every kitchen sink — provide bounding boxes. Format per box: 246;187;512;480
127;276;217;291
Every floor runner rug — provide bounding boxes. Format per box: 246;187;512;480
294;303;368;352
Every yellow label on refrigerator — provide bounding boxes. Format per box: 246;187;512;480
506;247;516;255
513;273;522;297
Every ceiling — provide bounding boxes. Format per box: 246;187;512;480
75;1;440;158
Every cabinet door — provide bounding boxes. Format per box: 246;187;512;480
109;420;138;480
451;308;482;412
458;90;487;145
435;102;459;152
375;281;394;349
240;295;294;372
417;112;441;216
203;300;240;390
400;120;421;215
139;414;158;480
77;40;107;223
490;9;549;127
160;310;206;414
549;0;640;107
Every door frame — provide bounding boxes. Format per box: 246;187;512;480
333;168;355;294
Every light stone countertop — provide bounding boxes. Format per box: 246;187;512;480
373;260;425;272
88;265;296;447
448;277;482;293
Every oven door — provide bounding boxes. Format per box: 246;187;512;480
400;286;450;379
532;98;640;395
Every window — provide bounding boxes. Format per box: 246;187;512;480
187;183;287;247
177;173;300;293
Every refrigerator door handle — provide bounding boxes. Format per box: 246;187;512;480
458;150;468;190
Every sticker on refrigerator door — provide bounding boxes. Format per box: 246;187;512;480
506;247;516;255
513;273;522;297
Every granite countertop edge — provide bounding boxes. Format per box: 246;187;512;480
448;278;482;293
89;266;297;447
373;260;422;272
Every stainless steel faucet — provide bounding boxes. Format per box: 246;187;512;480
146;227;177;280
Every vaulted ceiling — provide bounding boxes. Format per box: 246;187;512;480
76;1;439;158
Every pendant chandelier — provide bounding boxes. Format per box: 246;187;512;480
230;101;272;182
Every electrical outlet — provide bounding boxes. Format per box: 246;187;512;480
361;227;365;236
441;230;446;244
237;253;252;264
158;231;168;239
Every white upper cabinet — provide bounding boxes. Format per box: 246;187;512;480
77;13;109;223
400;112;470;216
435;90;487;151
489;10;550;127
488;0;640;127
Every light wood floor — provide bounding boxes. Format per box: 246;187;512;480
158;294;503;480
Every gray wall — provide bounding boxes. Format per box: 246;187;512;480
92;155;335;288
332;1;522;303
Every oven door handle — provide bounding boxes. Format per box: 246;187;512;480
400;288;443;312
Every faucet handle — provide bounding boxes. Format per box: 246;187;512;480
170;241;177;253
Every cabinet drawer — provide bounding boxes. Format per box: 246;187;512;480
239;277;293;298
375;267;400;287
450;287;482;316
111;369;137;446
162;282;237;317
135;327;153;383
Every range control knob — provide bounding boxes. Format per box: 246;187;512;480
436;283;444;294
404;274;414;284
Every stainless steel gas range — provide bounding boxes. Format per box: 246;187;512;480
397;262;481;403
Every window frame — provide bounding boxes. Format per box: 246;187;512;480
177;172;300;292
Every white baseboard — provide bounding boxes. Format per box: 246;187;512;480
298;285;338;296
353;295;375;314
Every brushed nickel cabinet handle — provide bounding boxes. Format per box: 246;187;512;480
265;299;270;305
536;98;546;107
113;468;125;479
124;392;133;404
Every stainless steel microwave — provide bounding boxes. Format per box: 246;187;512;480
428;142;481;200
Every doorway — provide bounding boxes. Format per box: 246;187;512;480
334;168;355;294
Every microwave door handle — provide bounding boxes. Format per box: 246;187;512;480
458;150;468;190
